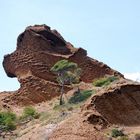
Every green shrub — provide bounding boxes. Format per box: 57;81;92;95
111;128;124;138
68;90;94;104
21;106;39;119
93;76;118;87
0;111;16;131
107;76;118;82
4;118;16;130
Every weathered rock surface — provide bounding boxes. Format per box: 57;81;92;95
2;24;123;105
83;80;140;126
2;76;70;106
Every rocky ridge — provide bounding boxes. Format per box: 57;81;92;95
2;24;123;105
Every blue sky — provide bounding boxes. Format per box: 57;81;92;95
0;0;140;91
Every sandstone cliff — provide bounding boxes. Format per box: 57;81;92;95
2;24;123;105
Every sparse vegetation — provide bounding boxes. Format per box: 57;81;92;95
53;100;82;112
20;106;39;120
0;111;17;131
93;76;118;87
111;128;124;138
68;90;94;104
51;59;81;105
53;103;72;111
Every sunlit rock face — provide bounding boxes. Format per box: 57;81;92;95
83;80;140;126
2;24;123;105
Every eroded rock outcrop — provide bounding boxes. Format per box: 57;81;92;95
2;24;123;105
83;80;140;126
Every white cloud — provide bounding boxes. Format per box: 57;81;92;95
124;72;140;82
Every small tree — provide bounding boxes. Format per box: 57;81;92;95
51;60;81;105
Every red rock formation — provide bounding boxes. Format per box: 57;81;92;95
83;80;140;126
2;24;123;105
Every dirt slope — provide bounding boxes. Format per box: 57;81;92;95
49;80;140;140
49;113;107;140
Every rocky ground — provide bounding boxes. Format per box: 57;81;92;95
0;79;140;140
